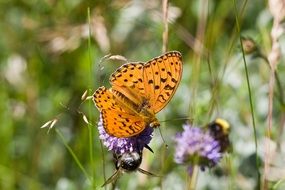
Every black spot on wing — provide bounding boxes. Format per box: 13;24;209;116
164;84;175;90
167;71;172;76
158;94;166;102
161;78;167;83
171;78;178;83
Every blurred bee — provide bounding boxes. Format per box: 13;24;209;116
207;118;231;153
102;147;157;187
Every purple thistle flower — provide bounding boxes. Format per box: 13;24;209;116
174;123;222;173
98;114;154;154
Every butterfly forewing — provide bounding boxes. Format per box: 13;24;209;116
93;86;123;111
144;51;182;113
110;63;146;104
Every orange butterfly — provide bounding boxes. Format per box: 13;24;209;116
93;51;183;138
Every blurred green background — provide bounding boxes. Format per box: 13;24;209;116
1;0;285;189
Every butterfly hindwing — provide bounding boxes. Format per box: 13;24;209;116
100;110;146;137
93;86;146;137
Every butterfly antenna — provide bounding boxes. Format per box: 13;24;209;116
158;127;168;148
159;117;194;123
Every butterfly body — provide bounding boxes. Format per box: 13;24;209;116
110;87;160;129
111;87;156;121
93;51;182;138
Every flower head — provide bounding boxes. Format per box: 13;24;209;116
98;114;154;154
241;37;258;54
174;123;222;173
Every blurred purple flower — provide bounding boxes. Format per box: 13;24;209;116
98;114;154;154
174;124;222;173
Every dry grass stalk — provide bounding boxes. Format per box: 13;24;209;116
162;0;169;53
264;0;285;188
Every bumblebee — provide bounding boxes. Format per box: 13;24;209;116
207;118;231;153
102;148;157;187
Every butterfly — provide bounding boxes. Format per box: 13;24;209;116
93;51;183;138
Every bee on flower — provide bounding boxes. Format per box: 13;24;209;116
174;119;230;174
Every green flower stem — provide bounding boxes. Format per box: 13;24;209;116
87;7;96;189
55;129;91;183
187;165;199;190
233;0;260;189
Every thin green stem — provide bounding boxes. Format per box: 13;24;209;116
233;0;260;189
273;179;285;190
188;0;208;121
186;156;200;190
187;165;199;190
87;7;96;189
55;129;91;182
100;139;107;190
87;123;95;187
226;155;234;190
